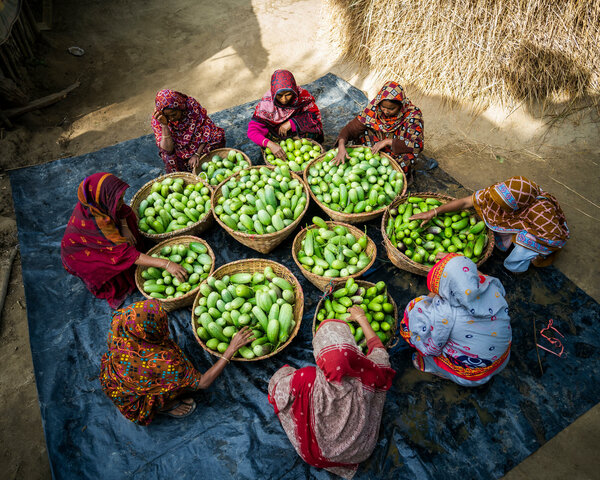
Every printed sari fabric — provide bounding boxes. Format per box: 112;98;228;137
151;89;225;173
100;300;204;425
356;81;424;172
252;69;323;141
61;173;142;309
268;319;395;479
472;176;569;256
400;253;512;387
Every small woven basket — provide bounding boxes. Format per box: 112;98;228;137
311;280;398;349
381;192;496;276
135;236;215;312
291;220;377;291
193;148;252;189
129;172;214;242
191;258;304;361
211;165;310;253
303;150;407;224
262;137;324;172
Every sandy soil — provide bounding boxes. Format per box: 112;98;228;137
0;1;598;478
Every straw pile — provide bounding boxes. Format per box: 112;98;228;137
324;0;600;108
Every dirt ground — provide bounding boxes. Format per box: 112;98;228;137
0;1;598;478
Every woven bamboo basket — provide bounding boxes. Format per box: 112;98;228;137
381;192;496;276
303;150;407;224
193;148;252;189
291;220;377;291
135;236;215;312
211;165;310;254
261;137;324;172
191;258;304;361
312;280;398;349
129;172;214;242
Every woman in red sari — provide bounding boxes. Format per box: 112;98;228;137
151;89;226;173
268;306;396;479
247;69;323;161
61;173;187;309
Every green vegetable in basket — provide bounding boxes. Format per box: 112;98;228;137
264;138;322;172
199;149;250;186
306;146;403;214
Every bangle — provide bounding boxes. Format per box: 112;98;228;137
165;260;171;270
433;208;438;217
222;356;230;364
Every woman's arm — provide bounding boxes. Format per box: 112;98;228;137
334;118;366;165
158;124;175;152
247;119;270;148
135;252;188;282
410;196;474;227
348;305;384;354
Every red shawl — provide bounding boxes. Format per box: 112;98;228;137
252;70;323;134
61;173;141;309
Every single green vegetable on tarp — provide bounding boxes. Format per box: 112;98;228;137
314;278;395;353
194;265;297;359
264;138;322;172
297;216;371;278
140;242;213;299
199;149;250;186
138;177;211;235
215;165;307;235
385;197;489;266
306;146;403;214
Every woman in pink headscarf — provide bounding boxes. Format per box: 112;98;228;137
151;89;225;173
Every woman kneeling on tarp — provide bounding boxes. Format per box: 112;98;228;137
268;306;395;479
410;176;569;273
151;89;225;173
61;173;188;309
334;81;423;176
398;253;511;387
100;300;253;424
247;69;324;161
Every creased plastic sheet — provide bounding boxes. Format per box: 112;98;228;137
9;74;600;480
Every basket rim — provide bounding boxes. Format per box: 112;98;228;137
302;148;407;222
291;220;377;290
261;137;324;170
190;258;305;361
135;235;215;308
129;172;213;241
311;279;399;349
211;165;310;241
193;147;253;187
380;191;495;274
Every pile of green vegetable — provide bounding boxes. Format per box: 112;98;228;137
297;216;371;278
138;177;211;235
140;242;213;299
314;278;395;352
306;146;403;214
194;265;297;359
264;138;321;172
385;196;489;266
199;149;250;186
215;166;307;234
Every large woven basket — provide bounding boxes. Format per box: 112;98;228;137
303;150;407;224
211;165;310;253
191;259;304;361
291;220;377;291
311;280;398;349
135;236;215;312
262;137;323;172
381;192;496;276
193;148;252;189
129;172;214;242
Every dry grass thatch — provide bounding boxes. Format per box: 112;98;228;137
324;0;600;110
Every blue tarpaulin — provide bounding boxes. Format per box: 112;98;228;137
9;74;600;480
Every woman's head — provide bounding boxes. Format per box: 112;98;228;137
490;176;541;212
78;173;129;219
270;70;299;106
275;91;295;105
379;99;403;118
162;108;184;123
155;89;188;122
119;300;169;344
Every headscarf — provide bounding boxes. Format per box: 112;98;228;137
151;89;224;160
472;176;569;255
252;70;323;132
61;173;141;308
268;319;395;478
99;300;203;425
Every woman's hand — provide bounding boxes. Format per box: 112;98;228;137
347;305;368;327
333;143;350;166
278;121;292;137
166;261;188;283
267;140;287;160
371;138;392;155
188;154;201;170
435;251;448;261
409;210;436;228
153;109;168;125
120;222;137;246
226;327;254;356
